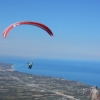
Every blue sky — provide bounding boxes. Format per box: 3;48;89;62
0;0;100;60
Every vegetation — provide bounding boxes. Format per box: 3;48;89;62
0;62;96;100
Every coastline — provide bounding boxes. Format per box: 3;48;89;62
11;64;15;71
1;61;100;87
0;62;93;100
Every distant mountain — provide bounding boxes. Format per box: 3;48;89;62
0;62;93;100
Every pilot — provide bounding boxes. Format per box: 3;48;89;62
28;62;33;69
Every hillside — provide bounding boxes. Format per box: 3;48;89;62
0;62;93;100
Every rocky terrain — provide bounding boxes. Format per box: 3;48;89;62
0;62;95;100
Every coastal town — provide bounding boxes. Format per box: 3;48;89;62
0;62;96;100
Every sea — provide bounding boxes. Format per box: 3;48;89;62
1;57;100;87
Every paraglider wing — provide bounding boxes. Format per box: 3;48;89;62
3;21;54;38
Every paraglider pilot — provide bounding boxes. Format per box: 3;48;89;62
28;62;33;69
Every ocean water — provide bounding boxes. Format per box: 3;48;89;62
1;57;100;87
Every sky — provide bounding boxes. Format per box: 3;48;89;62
0;0;100;60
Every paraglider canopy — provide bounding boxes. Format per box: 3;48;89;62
3;21;54;38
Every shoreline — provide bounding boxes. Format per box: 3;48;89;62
0;62;99;87
11;64;15;71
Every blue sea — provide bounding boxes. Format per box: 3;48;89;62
1;57;100;87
